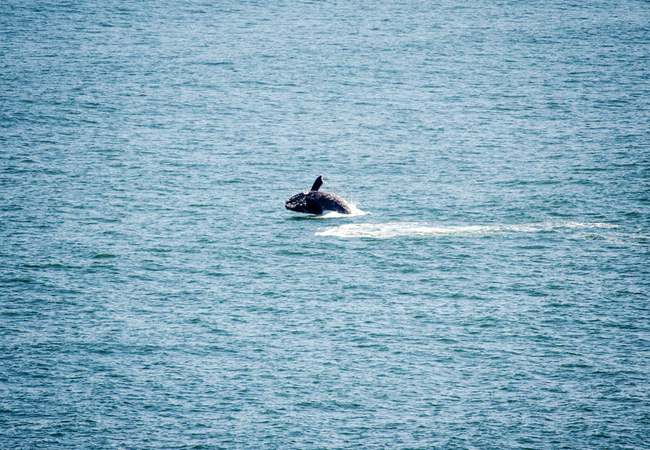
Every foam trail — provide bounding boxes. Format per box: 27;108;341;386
316;221;618;238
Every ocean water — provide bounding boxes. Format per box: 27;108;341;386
1;0;649;448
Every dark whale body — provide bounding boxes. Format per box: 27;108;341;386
285;176;354;215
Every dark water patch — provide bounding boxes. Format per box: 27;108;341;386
5;277;34;284
91;253;116;259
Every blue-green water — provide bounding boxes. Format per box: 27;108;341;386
2;0;649;448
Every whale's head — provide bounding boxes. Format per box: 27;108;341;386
285;192;310;213
286;176;324;214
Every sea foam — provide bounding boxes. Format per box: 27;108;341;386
316;221;618;238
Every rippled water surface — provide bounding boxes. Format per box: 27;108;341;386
2;0;649;448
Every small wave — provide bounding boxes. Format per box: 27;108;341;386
315;221;618;239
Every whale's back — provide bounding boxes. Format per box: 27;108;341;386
308;191;353;215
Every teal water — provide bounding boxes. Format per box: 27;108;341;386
1;1;649;448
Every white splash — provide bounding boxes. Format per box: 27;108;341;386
315;221;618;238
318;204;369;219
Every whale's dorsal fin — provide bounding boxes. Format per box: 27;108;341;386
310;176;323;192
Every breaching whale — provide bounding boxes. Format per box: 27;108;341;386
285;176;354;215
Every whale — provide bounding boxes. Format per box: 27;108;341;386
285;176;355;215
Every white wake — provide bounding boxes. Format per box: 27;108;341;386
315;221;618;238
